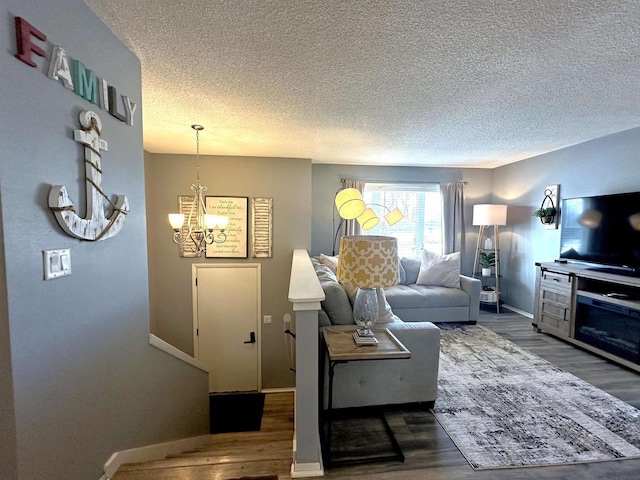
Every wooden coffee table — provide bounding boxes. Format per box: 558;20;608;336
321;327;411;467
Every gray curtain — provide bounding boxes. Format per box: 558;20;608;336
441;181;465;258
341;179;365;237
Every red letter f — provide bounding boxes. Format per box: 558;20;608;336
15;17;47;68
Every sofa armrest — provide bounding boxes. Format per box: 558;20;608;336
385;321;441;349
460;275;481;321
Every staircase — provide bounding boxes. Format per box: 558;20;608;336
111;392;294;479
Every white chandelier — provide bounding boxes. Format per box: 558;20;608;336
168;124;229;252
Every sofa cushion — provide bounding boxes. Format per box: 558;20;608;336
398;260;407;284
385;284;470;309
416;250;460;288
312;260;354;325
400;257;420;284
318;308;332;327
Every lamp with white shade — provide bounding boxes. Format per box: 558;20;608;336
472;204;507;313
473;204;507;228
334;188;366;219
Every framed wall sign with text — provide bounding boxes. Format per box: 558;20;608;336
205;196;248;258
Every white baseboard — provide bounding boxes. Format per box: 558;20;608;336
501;304;533;319
149;334;209;372
103;435;210;479
261;386;295;394
291;460;324;477
290;438;324;478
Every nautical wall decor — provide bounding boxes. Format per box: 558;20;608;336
49;110;129;241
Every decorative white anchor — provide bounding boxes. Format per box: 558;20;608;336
49;110;129;241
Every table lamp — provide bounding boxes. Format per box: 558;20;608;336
337;236;399;337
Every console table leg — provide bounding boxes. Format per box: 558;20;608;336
325;360;340;467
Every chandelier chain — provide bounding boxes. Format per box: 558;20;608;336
195;127;200;185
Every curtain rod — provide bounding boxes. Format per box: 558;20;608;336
340;178;468;184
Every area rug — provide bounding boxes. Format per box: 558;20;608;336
432;324;640;470
210;392;265;433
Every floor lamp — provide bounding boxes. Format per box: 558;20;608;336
472;204;507;314
332;188;404;255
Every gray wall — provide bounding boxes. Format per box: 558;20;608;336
145;153;312;389
311;164;493;275
0;201;17;480
492;127;640;314
1;2;209;479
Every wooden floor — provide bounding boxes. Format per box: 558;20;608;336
111;392;295;479
113;310;640;479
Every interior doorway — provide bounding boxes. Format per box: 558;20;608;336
192;263;261;393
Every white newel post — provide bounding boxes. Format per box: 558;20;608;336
288;250;325;477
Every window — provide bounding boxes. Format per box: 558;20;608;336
363;183;443;258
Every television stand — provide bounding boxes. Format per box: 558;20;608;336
586;266;640;278
534;262;640;373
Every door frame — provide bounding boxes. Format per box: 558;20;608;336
192;263;262;392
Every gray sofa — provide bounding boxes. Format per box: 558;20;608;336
312;256;480;409
313;256;481;328
385;256;481;323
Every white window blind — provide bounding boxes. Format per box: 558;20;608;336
363;182;442;258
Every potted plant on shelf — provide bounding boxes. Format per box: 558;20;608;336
533;207;557;224
479;252;495;277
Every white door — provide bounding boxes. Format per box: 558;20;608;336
193;264;261;393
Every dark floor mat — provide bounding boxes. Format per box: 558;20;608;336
210;392;265;433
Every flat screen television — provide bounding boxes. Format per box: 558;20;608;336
559;191;640;275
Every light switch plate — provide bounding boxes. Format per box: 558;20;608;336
43;249;71;280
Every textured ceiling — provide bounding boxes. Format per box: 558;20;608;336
83;0;640;168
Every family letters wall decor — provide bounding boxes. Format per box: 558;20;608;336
49;111;129;241
13;16;138;126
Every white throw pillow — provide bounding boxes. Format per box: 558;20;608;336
416;249;461;288
319;253;339;274
375;288;397;324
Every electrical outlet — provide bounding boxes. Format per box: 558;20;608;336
263;315;272;324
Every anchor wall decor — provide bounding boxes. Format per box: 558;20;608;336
49;110;129;241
